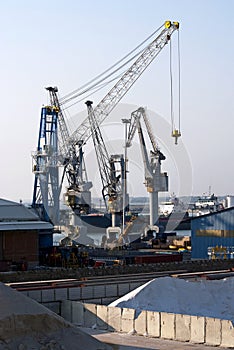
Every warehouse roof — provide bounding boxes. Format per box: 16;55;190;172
0;198;40;221
0;198;53;232
0;221;53;231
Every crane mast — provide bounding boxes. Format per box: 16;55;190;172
32;106;60;223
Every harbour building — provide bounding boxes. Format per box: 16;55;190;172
191;207;234;260
0;198;53;270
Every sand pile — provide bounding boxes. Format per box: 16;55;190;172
109;276;234;321
0;282;111;350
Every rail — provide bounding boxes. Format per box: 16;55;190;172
7;269;234;308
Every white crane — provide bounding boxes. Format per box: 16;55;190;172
126;107;168;228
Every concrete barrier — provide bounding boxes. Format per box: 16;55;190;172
205;317;221;346
71;301;84;325
43;301;60;315
28;289;42;303
61;300;72;322
190;315;205;343
60;301;234;348
135;310;147;336
121;308;135;333
83;303;97;328
221;320;234;348
175;314;190;341
161;312;175;340
147;311;160;337
55;288;68;301
97;305;108;330
107;306;121;332
41;289;55;303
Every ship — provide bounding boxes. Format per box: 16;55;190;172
57;193;225;246
158;192;225;231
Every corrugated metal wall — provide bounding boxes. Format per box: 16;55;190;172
191;208;234;259
3;230;38;264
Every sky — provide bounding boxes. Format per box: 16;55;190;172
0;0;234;203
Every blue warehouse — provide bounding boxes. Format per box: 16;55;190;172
191;207;234;260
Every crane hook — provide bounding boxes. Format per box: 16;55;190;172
172;129;181;145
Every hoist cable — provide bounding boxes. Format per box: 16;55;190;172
177;30;181;132
59;24;164;104
60;47;146;106
62;69;127;111
169;31;181;134
169;39;174;132
60;24;163;103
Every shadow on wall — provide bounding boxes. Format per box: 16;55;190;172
60;300;234;348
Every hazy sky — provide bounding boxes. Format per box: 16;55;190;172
0;0;234;202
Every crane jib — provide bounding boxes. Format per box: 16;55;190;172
64;21;179;159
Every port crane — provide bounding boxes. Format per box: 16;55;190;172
32;105;60;223
86;100;125;241
113;107;169;247
85;100;124;215
47;87;93;216
32;21;179;224
32;87;92;223
126;107;168;228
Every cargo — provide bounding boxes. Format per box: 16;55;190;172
134;253;182;264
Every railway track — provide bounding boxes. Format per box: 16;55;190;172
7;268;233;292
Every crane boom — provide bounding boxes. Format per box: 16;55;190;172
86;101;112;205
127;108;154;182
45;87;85;187
137;120;153;181
63;21;179;159
141;108;158;154
127;107;165;160
86;100;124;212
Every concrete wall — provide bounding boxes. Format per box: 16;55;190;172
23;279;141;307
61;301;234;348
